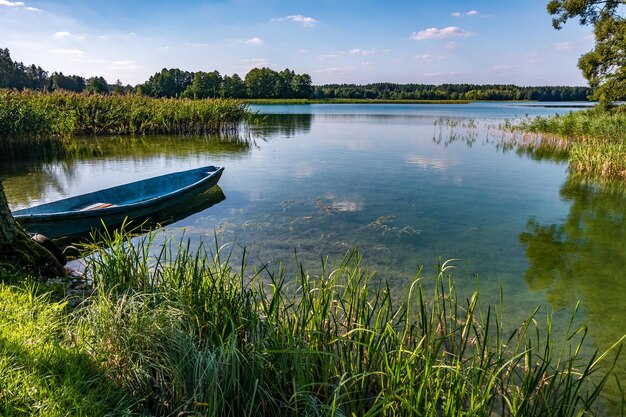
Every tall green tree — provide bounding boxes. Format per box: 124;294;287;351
245;68;279;98
140;68;192;98
85;76;109;94
0;48;49;90
221;74;246;98
547;0;626;108
51;72;86;92
276;69;295;98
183;71;222;99
291;74;313;98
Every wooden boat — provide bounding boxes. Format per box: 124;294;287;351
13;166;224;239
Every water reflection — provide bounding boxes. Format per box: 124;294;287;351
520;176;626;398
2;134;252;208
249;114;312;137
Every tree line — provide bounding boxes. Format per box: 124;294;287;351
312;83;592;101
1;47;592;101
0;48;313;99
136;67;313;99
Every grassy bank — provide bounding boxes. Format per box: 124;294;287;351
0;89;248;138
0;229;623;416
244;98;472;105
515;107;626;180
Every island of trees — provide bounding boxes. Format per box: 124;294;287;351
1;47;591;101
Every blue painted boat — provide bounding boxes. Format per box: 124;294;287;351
13;166;224;239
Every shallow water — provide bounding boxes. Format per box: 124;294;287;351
3;101;625;406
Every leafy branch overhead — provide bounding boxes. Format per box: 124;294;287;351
547;0;625;29
548;0;626;107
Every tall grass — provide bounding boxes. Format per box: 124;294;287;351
0;89;249;138
64;228;625;416
515;107;626;180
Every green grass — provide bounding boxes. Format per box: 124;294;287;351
0;89;249;138
515;106;626;180
243;98;472;105
0;228;624;416
0;282;134;416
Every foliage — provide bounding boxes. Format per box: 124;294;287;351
183;70;222;99
0;89;248;138
221;74;246;98
85;76;109;95
0;48;49;90
50;72;86;93
578;15;626;108
547;0;626;108
547;0;623;29
137;68;193;98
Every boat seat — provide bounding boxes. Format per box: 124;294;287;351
80;202;117;211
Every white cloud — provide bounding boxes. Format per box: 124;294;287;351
243;57;272;69
185;42;210;48
410;27;474;41
420;70;463;77
318;53;341;60
109;60;139;70
414;54;447;62
0;0;25;7
348;48;376;56
486;64;515;74
317;66;357;74
53;31;85;40
554;41;575;51
444;41;458;49
0;0;39;11
50;48;85;56
244;37;264;45
451;10;482;17
272;14;319;28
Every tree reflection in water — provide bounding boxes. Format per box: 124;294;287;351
520;176;626;407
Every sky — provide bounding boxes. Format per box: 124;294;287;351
0;0;595;86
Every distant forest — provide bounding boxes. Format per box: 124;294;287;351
0;47;592;101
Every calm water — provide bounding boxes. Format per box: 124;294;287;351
3;102;625;399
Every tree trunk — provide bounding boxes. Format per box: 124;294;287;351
0;180;65;277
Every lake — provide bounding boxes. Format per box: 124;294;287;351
3;101;625;401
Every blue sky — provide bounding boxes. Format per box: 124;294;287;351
0;0;593;86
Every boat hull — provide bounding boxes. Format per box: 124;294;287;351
13;166;224;239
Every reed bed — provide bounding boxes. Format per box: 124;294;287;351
0;228;601;416
515;107;626;180
0;89;249;138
